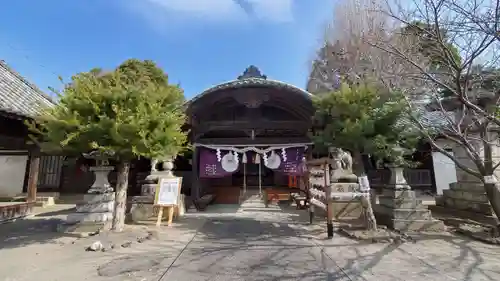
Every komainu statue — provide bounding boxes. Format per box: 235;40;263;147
328;147;357;183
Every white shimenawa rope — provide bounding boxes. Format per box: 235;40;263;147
195;143;309;155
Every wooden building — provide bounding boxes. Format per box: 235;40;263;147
186;66;314;203
0;60;56;198
0;60;57;221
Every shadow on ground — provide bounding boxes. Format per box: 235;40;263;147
2;201;500;281
0;217;68;249
154;203;500;281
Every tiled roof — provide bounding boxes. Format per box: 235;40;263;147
0;60;55;118
188;66;312;106
188;77;313;105
399;103;455;134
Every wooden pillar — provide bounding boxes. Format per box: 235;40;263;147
258;158;262;196
325;161;334;238
191;146;200;199
307;146;314;224
27;153;41;203
243;162;247;195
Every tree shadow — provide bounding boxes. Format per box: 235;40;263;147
317;229;500;280
0;217;69;250
164;202;500;280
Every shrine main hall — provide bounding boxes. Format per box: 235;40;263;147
185;66;314;204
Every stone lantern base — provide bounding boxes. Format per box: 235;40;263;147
64;166;115;231
374;166;446;232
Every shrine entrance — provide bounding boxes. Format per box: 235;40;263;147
186;66;314;204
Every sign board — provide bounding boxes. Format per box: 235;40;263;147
358;176;371;192
154;177;182;206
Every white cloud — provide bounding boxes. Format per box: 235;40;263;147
124;0;295;25
246;0;294;22
146;0;248;20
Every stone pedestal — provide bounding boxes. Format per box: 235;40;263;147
88;166;114;193
375;166;445;232
437;182;492;215
330;182;364;220
67;193;115;226
65;165;115;230
429;137;497;223
430;181;497;224
129;159;185;222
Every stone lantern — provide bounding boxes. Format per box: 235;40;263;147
65;151;116;229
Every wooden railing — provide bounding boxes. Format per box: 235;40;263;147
367;169;433;189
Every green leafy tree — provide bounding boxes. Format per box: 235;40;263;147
29;59;187;232
313;83;419;173
313;83;419;230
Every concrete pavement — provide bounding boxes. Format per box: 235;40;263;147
1;196;500;280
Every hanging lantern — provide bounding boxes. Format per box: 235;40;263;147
265;150;281;169
221;151;239;172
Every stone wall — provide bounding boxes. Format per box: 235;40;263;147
433;132;498;219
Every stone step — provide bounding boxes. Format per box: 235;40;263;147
428;205;498;226
449;182;485;192
390;218;446;232
57;222;111;236
66;212;113;224
391;209;432;220
380;189;416;199
82;193;115;204
375;205;432;220
35;197;56;207
378;196;425;209
76;201;114;213
443;189;488;203
439;196;493;216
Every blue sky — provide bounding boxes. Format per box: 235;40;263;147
0;0;335;98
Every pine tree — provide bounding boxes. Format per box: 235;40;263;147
313;83;419;230
29;59;187;232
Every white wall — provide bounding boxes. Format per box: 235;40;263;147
432;151;457;195
0;155;28;197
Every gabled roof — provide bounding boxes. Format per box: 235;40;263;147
0;60;55;118
187;65;313;106
399;102;455;134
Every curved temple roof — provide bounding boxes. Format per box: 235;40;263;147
187;65;313;107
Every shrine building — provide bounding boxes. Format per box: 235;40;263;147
185;66;315;204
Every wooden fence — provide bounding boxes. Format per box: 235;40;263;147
367;169;433;190
37;155;64;191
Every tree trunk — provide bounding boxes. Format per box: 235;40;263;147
483;179;500;235
112;160;130;232
353;151;377;231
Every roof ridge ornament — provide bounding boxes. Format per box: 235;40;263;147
237;65;267;80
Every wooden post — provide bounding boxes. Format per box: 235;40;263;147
191;146;200;200
156;206;164;227
243;162;247;196
306;147;314;224
27;154;40;203
167;206;174;226
258;156;262;196
324;161;334;238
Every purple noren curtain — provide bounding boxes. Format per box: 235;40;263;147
199;148;235;178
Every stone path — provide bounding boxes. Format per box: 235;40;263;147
1;197;500;280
